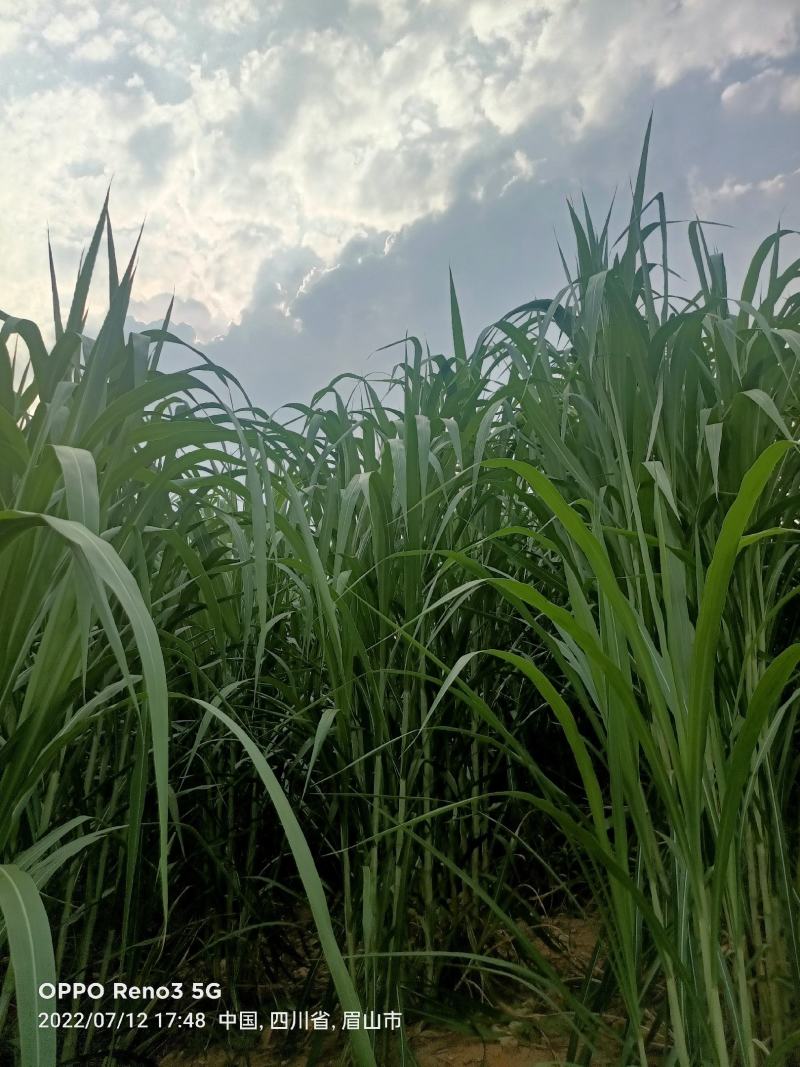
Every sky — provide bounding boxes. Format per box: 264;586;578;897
1;0;799;411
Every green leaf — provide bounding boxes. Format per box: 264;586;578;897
0;865;57;1067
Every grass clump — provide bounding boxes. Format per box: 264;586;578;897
1;127;799;1066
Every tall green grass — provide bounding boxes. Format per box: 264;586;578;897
1;130;799;1065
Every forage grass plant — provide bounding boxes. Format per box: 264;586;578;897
424;127;800;1061
0;204;375;1067
1;125;799;1067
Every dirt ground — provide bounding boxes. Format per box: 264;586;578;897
160;1030;573;1067
159;917;604;1067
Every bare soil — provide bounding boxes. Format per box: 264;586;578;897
160;1030;574;1067
159;916;610;1066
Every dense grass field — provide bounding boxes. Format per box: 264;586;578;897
1;130;799;1066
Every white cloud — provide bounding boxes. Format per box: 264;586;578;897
722;67;800;113
690;166;800;216
73;30;125;61
42;4;100;46
472;149;541;201
130;7;177;40
0;23;22;55
199;0;262;32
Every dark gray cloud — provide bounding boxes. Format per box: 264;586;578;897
205;62;800;409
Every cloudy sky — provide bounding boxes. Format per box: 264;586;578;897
1;0;799;410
